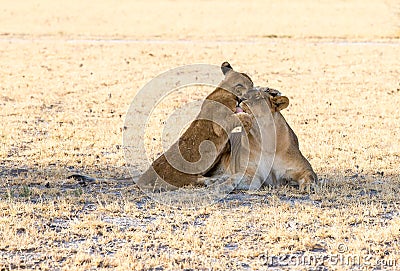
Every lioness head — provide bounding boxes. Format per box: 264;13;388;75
240;87;289;115
218;62;254;100
210;62;254;107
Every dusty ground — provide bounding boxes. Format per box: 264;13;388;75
1;0;400;270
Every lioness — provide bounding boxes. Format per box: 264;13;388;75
210;87;318;192
137;62;254;191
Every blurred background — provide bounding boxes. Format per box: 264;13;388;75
1;0;398;40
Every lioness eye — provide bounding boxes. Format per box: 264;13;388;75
235;83;244;88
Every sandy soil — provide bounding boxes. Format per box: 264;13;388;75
0;0;399;270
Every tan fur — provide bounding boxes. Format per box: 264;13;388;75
137;62;254;192
214;88;318;192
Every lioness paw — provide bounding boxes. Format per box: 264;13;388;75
298;176;318;193
298;178;311;193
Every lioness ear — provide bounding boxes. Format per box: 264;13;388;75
221;61;233;75
270;96;289;112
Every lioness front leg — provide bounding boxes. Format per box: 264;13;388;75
226;112;253;134
213;112;253;137
234;112;253;134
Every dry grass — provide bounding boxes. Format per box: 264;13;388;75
1;0;400;270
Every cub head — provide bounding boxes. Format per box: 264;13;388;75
240;87;289;116
218;62;254;98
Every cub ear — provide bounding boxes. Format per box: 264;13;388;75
269;96;289;112
221;61;233;75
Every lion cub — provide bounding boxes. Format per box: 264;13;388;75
138;62;254;192
219;87;318;192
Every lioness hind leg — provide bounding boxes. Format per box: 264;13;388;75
202;175;229;186
138;166;207;193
